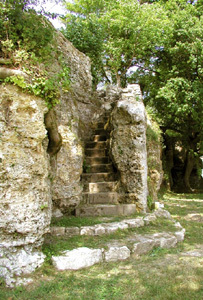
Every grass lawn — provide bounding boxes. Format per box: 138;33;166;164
0;192;203;300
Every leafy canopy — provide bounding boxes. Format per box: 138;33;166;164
62;0;203;189
62;0;171;87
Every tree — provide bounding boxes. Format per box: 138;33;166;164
62;0;171;87
0;0;60;56
138;0;203;191
62;0;202;191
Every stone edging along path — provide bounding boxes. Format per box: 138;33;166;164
50;209;186;271
51;209;176;237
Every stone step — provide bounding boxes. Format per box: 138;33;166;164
52;224;184;270
82;173;116;183
83;182;116;193
95;122;105;129
95;129;108;135
92;135;107;142
85;148;107;157
86;156;109;165
82;192;118;204
75;204;137;217
86;141;106;150
89;164;113;173
50;210;183;238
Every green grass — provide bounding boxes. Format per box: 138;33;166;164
0;192;203;300
51;213;144;228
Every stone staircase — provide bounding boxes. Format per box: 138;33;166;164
76;118;137;217
50;209;186;271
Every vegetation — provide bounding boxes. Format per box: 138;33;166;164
62;0;203;191
0;0;70;108
0;193;203;299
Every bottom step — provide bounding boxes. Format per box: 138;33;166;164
75;204;137;217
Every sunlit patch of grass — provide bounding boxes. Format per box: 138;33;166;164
1;192;203;300
51;213;144;228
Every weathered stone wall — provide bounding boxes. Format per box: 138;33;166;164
109;84;148;212
48;32;99;214
0;85;51;286
146;116;163;206
0;31;97;286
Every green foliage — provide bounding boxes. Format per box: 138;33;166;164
83;159;91;173
63;0;202;156
4;62;70;108
147;195;153;210
63;0;169;87
0;1;55;55
0;1;71;108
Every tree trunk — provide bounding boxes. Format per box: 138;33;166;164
184;150;194;191
164;135;174;189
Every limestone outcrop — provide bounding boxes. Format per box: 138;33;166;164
47;32;96;214
0;31;96;286
0;85;51;286
109;84;148;212
146;116;163;206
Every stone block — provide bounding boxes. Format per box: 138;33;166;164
132;238;155;256
123;218;144;228
50;226;65;236
154;209;172;220
123;204;137;216
94;225;106;235
80;226;95;236
103;223;120;234
52;208;63;218
158;234;177;248
174;222;183;229
52;247;103;270
65;227;80;236
105;246;131;262
117;222;129;230
155;202;164;210
174;229;185;242
143;214;157;225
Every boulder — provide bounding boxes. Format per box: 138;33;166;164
109;84;148;212
52;247;103;270
105;246;131;262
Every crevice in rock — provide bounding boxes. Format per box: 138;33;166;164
44;109;62;156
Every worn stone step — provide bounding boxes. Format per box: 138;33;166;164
83;192;118;204
85;148;107;157
86;156;109;165
52;223;184;270
95;122;105;129
89;164;113;173
92;135;107;142
82;173;116;183
83;182;116;193
95;129;108;135
75;204;137;217
86;141;106;150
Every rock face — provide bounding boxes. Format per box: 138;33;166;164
0;31;96;285
48;32;96;214
146;116;163;206
0;85;51;286
109;84;148;212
